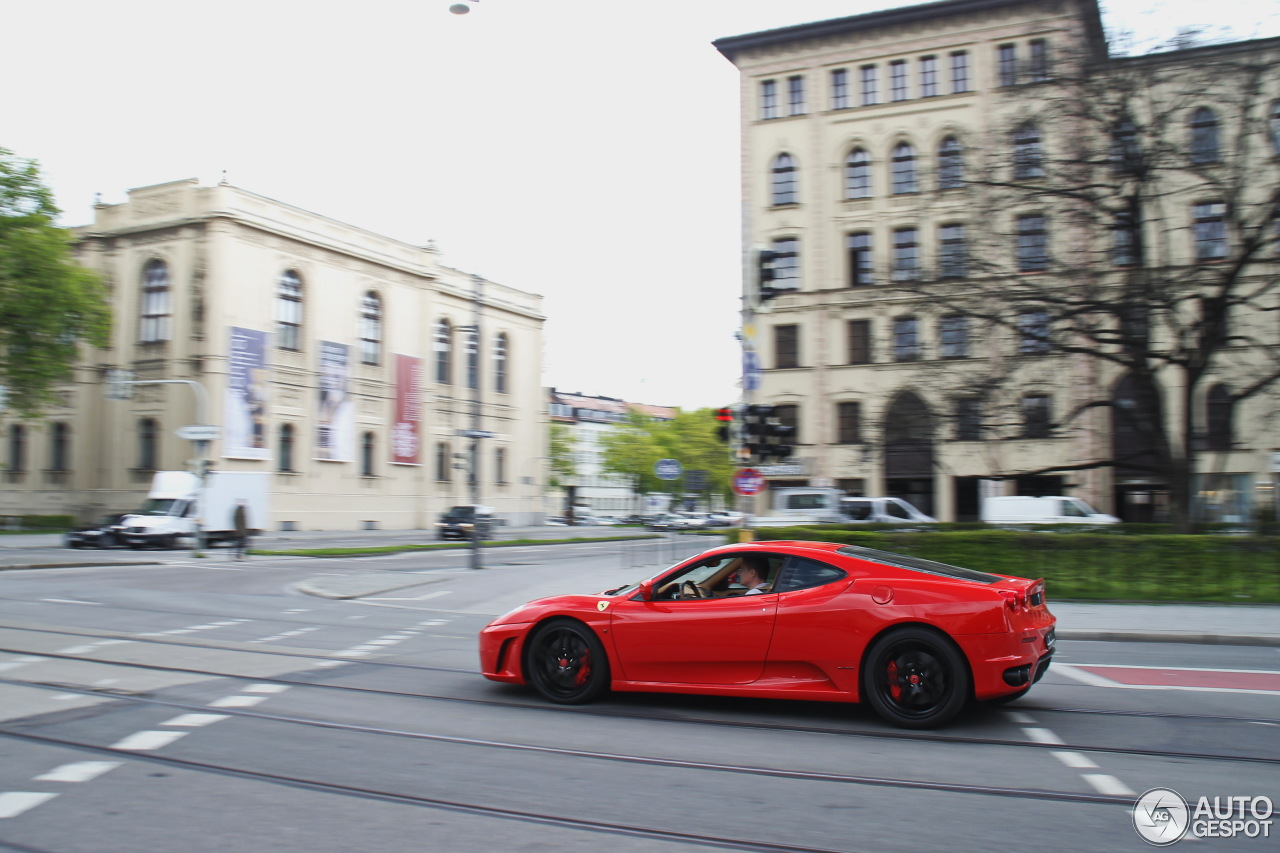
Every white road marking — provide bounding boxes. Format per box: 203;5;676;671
365;639;400;646
92;678;119;686
314;660;350;668
111;730;189;751
1083;774;1136;796
1024;727;1066;745
1003;711;1037;725
1053;663;1121;688
1051;751;1099;769
243;684;290;694
35;761;122;783
50;694;80;701
1063;662;1280;675
40;598;101;606
0;662;28;672
208;695;266;708
0;792;59;819
161;713;229;727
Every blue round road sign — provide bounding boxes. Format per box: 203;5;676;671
655;458;683;481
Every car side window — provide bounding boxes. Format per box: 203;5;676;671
772;556;849;593
846;501;872;520
886;501;911;519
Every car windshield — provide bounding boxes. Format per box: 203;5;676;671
137;498;183;516
837;545;1001;584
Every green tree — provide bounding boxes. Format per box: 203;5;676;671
547;422;576;490
601;407;735;511
0;149;110;418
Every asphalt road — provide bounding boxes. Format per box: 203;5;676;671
0;539;1276;852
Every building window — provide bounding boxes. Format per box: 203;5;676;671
938;136;964;190
771;153;798;205
1112;211;1138;266
860;65;879;106
837;401;862;444
1017;214;1048;272
831;69;849;110
950;51;970;93
1022;394;1052;438
774;404;799;445
435;319;453;384
50;422;70;472
998;43;1018;86
844;148;871;199
890;60;908;101
139;418;158;471
495;447;507;484
1206;384;1233;451
956;397;983;440
359;291;382;365
1013;123;1044;179
760;79;777;119
788;75;806;115
848;319;872;364
361;432;375;477
276;270;303;351
1018;309;1051;354
774;324;799;369
771;237;800;290
493;333;508;394
8;424;27;473
1028;39;1050;81
1194;202;1227;260
939;314;969;359
140;258;171;344
892;227;919;281
465;327;479;390
435;442;450;482
893;316;920;362
919;56;937;97
1111;120;1141;175
891;142;917;194
278;423;295;472
1190;107;1221;164
847;232;873;287
1270;101;1280;155
940;223;967;278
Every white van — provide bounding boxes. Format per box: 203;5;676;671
981;495;1119;525
840;497;937;524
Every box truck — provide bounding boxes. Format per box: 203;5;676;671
120;471;270;548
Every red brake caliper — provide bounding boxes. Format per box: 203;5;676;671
574;649;591;685
887;659;901;701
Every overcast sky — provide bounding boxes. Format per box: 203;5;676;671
8;0;1279;410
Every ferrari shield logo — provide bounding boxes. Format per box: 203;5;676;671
597;600;609;611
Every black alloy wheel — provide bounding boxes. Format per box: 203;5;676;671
524;619;610;705
861;626;970;729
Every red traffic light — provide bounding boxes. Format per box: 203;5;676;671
716;407;734;422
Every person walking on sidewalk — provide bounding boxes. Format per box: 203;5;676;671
231;500;250;560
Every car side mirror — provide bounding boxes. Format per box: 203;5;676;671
639;579;654;601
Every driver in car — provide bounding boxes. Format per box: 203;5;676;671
737;557;770;595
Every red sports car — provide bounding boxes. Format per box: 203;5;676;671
479;540;1055;728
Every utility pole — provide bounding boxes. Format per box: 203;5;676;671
469;275;483;570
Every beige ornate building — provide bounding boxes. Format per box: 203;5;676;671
716;0;1280;523
0;178;547;530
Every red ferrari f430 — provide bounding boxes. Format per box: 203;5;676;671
479;540;1055;728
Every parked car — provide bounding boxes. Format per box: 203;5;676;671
436;505;494;540
706;510;746;527
479;540;1056;729
65;513;131;549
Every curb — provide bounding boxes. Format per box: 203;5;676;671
0;561;164;571
1056;630;1280;647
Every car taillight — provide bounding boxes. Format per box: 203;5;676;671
999;590;1028;610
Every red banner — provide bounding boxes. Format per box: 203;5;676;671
392;354;423;465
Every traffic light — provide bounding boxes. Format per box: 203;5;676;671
715;406;735;443
740;404;794;463
756;248;779;304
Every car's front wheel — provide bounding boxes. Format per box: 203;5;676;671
862;626;970;729
524;619;610;705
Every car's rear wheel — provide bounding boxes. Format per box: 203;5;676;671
862;626;969;729
524;619;610;705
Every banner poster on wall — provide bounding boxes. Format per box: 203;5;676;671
225;327;270;460
392;354;423;465
315;341;354;462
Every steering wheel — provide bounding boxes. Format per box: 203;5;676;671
681;580;707;599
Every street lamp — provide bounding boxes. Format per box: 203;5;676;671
449;1;477;13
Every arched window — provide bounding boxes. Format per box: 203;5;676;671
494;447;507;485
465;327;479;391
50;422;70;472
435;442;450;482
493;333;508;394
1270;101;1280;155
771;153;798;205
1013;123;1043;179
937;136;964;189
435;319;453;385
278;423;295;472
276;270;303;351
844;148;871;199
360;431;375;477
139;418;159;471
140;259;171;343
1206;384;1233;451
8;424;27;473
359;291;382;365
891;143;917;194
1190;107;1219;164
